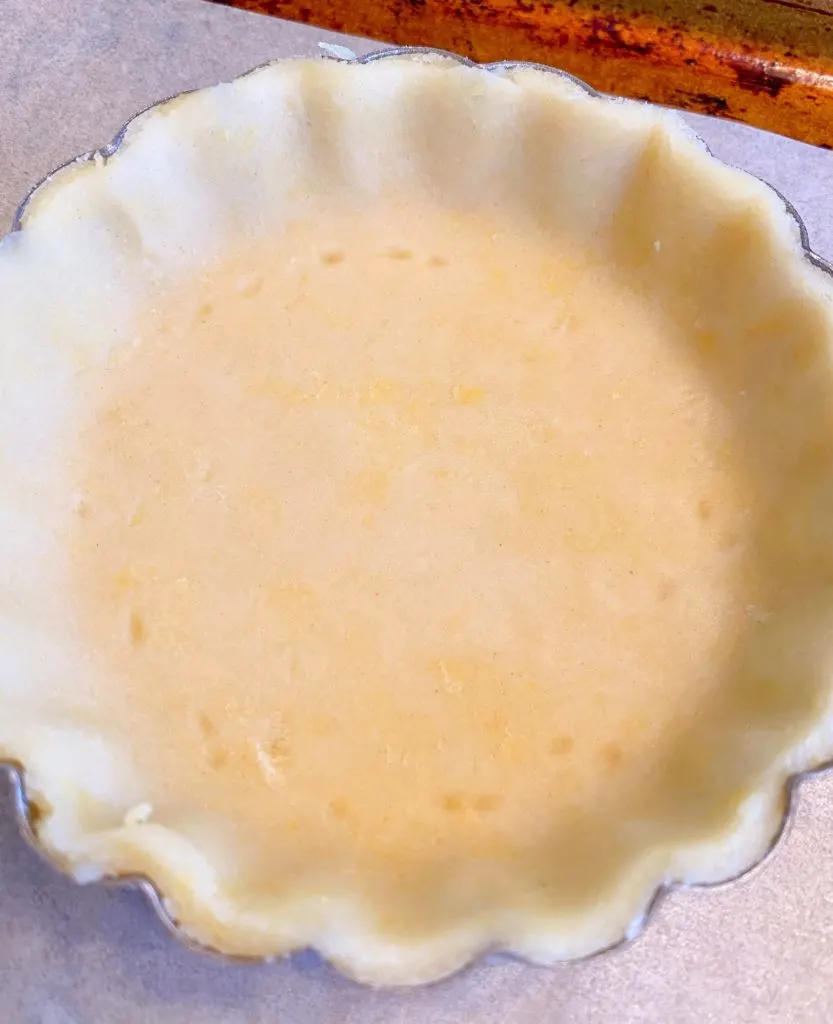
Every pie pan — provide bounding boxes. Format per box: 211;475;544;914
2;46;833;987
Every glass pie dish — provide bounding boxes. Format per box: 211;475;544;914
2;47;833;987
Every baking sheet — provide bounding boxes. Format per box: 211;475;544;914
2;1;833;1020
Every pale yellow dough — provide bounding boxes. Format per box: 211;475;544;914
2;54;833;985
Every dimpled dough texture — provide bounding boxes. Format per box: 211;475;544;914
2;54;833;985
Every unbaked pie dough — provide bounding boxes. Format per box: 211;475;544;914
2;53;833;985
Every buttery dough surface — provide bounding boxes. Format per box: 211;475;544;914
68;201;753;899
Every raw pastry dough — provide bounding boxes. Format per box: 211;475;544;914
2;52;833;985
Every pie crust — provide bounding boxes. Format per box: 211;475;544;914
2;49;833;986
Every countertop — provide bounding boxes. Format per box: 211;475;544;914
1;1;833;1021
